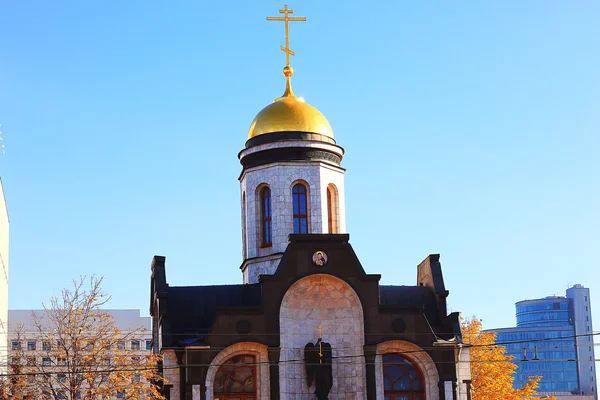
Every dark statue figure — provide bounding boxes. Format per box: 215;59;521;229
304;339;333;400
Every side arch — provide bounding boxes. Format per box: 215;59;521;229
205;342;270;400
375;340;440;400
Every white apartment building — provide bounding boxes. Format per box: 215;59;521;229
7;309;153;398
8;308;152;353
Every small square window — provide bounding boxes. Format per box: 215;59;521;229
42;357;51;366
117;390;125;398
42;341;51;351
57;374;67;383
145;340;152;351
57;357;66;366
11;341;21;350
26;357;36;366
27;341;36;351
132;373;141;382
117;341;126;350
131;340;140;350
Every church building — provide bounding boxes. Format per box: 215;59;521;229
150;6;471;400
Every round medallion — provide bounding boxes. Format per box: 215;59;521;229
312;251;328;266
391;318;406;333
236;320;251;334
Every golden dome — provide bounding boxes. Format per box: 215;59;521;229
247;67;333;140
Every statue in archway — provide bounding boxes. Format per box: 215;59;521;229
304;339;333;400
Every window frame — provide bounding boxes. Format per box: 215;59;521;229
382;353;425;400
213;354;257;399
326;184;339;233
259;186;272;247
292;183;309;234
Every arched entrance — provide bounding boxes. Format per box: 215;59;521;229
279;274;366;398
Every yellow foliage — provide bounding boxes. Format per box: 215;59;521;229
462;317;555;400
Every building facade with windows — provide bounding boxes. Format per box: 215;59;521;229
0;179;9;375
7;309;153;398
149;7;472;400
487;285;596;400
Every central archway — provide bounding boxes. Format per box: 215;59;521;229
279;274;366;399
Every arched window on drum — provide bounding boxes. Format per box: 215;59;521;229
259;186;272;247
326;183;339;233
382;353;425;400
292;183;308;234
214;355;257;400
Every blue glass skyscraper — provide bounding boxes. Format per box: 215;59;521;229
488;285;596;399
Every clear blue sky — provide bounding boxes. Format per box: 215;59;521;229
1;0;598;336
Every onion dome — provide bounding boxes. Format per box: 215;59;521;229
247;66;333;140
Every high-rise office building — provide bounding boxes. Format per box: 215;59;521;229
488;285;596;399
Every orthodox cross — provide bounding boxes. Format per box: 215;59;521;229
266;5;306;67
315;324;323;364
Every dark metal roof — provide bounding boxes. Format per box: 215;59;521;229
166;284;262;345
379;285;440;324
379;285;436;308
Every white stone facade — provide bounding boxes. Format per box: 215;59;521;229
0;180;8;374
163;349;181;400
240;159;346;284
456;347;471;400
279;274;366;399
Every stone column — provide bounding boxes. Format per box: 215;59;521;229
463;380;472;400
438;381;446;400
268;346;280;399
176;350;186;400
364;345;377;399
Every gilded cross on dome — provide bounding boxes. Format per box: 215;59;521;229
266;5;306;68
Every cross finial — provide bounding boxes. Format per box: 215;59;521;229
266;5;307;68
315;324;323;364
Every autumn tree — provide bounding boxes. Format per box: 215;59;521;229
5;277;165;400
462;317;555;400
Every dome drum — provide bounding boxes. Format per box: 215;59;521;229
245;131;336;148
240;146;342;169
